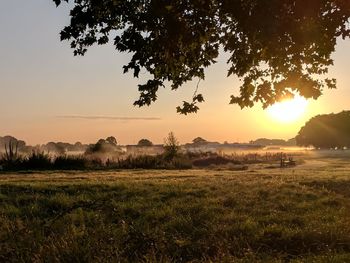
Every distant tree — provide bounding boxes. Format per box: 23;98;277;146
85;139;103;154
4;140;19;162
53;0;350;113
74;142;83;147
0;136;26;151
73;142;86;151
192;137;208;145
106;136;117;146
97;139;107;145
286;138;297;146
164;132;180;159
296;111;350;148
85;137;121;154
138;139;153;147
45;142;66;155
250;138;287;146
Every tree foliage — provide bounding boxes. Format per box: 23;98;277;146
53;0;350;113
163;132;180;159
192;137;208;145
86;136;121;154
0;136;26;151
296;111;350;148
137;138;153;146
106;136;118;146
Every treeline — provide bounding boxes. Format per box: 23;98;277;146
0;135;293;171
250;138;296;146
296;111;350;148
0;133;185;171
0;136;157;156
0;136;89;155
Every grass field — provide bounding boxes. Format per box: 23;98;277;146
1;158;350;262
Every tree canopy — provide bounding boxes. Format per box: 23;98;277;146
137;139;153;146
163;132;180;159
53;0;350;114
86;136;121;154
192;137;208;145
296;111;350;148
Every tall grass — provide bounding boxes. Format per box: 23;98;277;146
0;147;299;171
0;151;90;171
109;154;192;169
0;152;192;171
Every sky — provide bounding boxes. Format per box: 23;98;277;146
1;0;350;145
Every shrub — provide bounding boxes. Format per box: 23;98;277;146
167;155;193;169
108;154;192;170
0;141;23;170
192;156;241;167
53;155;88;170
21;151;52;170
114;155;164;169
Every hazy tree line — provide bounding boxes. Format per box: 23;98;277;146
0;137;89;155
0;131;289;171
0;136;26;151
0;132;191;171
0;136;150;155
3;109;350;156
250;138;297;147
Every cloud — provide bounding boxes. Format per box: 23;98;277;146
56;115;161;121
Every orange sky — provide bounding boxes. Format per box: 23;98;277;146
1;1;349;145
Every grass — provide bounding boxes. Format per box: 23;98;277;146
1;160;350;262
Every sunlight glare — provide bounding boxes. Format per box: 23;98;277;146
267;96;308;123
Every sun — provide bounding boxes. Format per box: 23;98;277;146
267;96;308;123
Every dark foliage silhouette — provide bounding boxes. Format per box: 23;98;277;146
53;0;350;113
85;137;122;154
0;141;22;169
296;111;350;148
53;155;88;170
106;136;118;146
192;137;208;145
137;139;153;147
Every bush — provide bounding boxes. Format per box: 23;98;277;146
192;155;241;167
112;155;164;169
53;155;88;170
21;151;52;170
167;155;193;169
108;154;192;170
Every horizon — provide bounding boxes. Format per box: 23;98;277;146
0;133;297;146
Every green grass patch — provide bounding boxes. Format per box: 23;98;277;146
1;167;350;262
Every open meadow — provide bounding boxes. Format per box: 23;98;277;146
1;157;350;262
